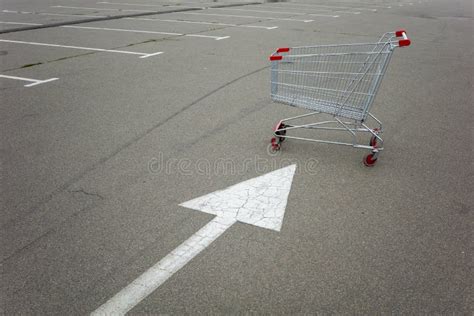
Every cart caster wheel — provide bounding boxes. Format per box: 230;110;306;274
270;137;281;152
363;153;378;167
275;122;287;143
369;135;378;147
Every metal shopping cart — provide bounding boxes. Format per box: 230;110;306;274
269;30;411;166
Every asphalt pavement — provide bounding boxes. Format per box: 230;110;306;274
1;0;472;314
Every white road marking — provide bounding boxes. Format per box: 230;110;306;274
0;18;231;40
2;9;34;14
91;217;237;316
61;25;229;40
139;51;164;58
0;39;163;58
0;75;59;87
51;5;153;12
91;165;297;315
97;1;166;7
180;165;296;231
356;3;392;8
2;9;107;18
40;12;108;18
0;21;42;25
126;17;278;30
333;1;391;8
189;34;229;40
269;2;379;12
61;26;179;36
98;2;335;17
144;1;216;5
179;12;315;22
209;7;339;17
160;5;338;17
252;5;361;15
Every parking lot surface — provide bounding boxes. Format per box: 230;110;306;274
1;0;472;314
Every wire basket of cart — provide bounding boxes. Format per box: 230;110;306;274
269;30;411;166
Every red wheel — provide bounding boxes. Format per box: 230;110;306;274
369;135;378;147
274;122;287;143
363;153;377;167
270;137;281;151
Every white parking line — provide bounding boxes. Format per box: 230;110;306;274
51;5;153;12
337;2;393;8
126;17;278;30
96;2;337;17
2;9;107;18
0;19;231;40
179;12;315;22
253;5;361;15
62;25;180;35
0;21;42;25
149;1;219;5
61;25;230;40
269;3;379;12
97;1;168;7
209;7;339;18
0;75;58;87
2;9;35;14
40;12;108;18
0;39;163;58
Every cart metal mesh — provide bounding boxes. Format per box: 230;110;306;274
268;31;411;166
270;33;403;122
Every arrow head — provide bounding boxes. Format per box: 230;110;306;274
180;164;296;232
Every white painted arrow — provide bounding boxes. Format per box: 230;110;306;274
92;164;296;315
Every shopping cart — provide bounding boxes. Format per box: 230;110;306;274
269;30;411;166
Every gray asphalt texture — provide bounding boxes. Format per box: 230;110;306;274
1;0;473;314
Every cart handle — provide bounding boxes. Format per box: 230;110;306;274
269;47;290;61
395;29;411;47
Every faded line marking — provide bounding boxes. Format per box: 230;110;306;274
269;2;380;12
251;5;361;14
0;21;42;25
0;20;231;40
209;7;338;17
125;17;278;30
51;5;153;12
179;12;314;22
97;1;166;7
1;9;107;18
62;25;229;40
62;25;182;36
2;9;34;14
40;12;108;18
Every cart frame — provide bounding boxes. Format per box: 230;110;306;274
269;30;411;166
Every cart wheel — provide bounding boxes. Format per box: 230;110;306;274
369;135;378;147
363;153;378;167
274;122;287;143
270;137;281;151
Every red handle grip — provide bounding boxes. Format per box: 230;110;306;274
269;47;291;61
277;47;290;53
395;29;411;47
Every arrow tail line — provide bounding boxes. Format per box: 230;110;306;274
91;216;236;315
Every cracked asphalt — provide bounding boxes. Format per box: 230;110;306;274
1;0;473;314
